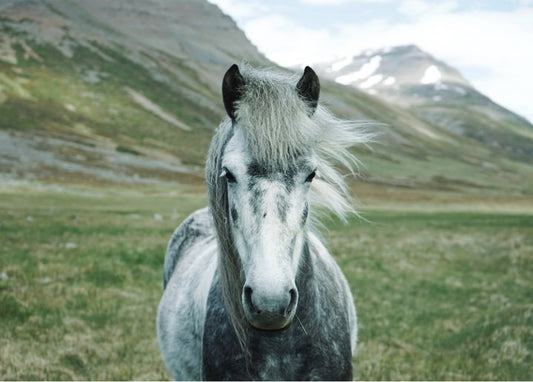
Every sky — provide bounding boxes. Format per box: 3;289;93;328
208;0;533;123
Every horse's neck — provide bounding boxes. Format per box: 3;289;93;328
294;236;319;310
296;236;313;282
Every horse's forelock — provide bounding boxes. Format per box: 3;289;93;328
234;65;319;169
227;65;373;222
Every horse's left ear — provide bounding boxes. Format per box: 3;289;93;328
296;66;320;115
222;64;245;120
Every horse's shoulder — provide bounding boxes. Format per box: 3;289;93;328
163;207;215;288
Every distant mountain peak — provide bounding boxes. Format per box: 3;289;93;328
317;44;470;99
314;44;533;163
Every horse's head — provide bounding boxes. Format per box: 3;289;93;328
217;64;321;330
220;131;316;330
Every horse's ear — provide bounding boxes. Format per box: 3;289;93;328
296;66;320;115
222;64;245;119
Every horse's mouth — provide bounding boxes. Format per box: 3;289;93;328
245;311;295;331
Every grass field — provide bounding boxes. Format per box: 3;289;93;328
0;183;531;380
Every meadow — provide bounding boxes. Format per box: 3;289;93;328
0;183;531;380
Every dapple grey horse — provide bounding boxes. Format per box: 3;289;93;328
157;64;370;380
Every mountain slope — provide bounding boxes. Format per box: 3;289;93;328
0;0;268;184
0;1;531;195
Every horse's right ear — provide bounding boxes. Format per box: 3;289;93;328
296;66;320;115
222;64;245;119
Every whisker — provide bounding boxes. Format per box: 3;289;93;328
296;314;309;336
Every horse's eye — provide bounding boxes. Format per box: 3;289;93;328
305;170;316;183
222;168;237;183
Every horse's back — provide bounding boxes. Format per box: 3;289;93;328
157;207;217;380
162;207;215;288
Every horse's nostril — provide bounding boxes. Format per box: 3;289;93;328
244;285;252;303
244;286;261;313
286;288;298;315
289;288;297;303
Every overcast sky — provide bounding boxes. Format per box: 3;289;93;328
208;0;533;123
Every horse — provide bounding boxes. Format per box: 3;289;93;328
157;63;370;380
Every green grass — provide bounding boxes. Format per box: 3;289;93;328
0;184;206;380
0;184;531;379
335;210;533;380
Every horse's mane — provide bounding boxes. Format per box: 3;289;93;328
205;64;372;358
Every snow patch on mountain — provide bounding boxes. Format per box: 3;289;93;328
329;56;353;72
383;76;396;86
335;55;381;85
421;65;441;84
359;74;383;89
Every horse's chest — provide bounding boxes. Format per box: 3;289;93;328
202;283;352;380
202;319;320;380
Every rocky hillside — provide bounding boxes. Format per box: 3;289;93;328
1;0;532;195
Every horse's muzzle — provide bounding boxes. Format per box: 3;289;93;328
242;285;298;330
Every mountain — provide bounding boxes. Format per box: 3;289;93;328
0;0;268;184
315;45;533;162
316;45;470;101
0;1;532;195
